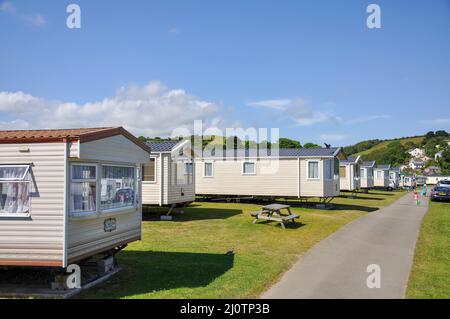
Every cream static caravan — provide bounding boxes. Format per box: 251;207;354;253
339;156;362;192
141;140;195;207
0;127;150;268
389;167;401;189
360;161;375;190
195;147;346;201
374;164;391;189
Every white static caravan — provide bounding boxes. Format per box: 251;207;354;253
389;167;401;189
425;174;450;185
360;161;375;190
400;174;415;189
141;140;195;208
374;164;392;189
339;156;362;192
195;147;346;201
0;127;150;268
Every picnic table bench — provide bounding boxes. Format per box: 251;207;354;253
250;204;299;229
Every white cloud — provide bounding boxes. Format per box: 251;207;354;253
21;13;46;26
0;81;222;136
421;118;450;125
346;114;391;124
248;98;340;127
247;99;291;110
319;133;347;141
0;1;46;27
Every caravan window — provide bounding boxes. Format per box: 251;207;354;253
204;162;213;177
143;158;156;182
185;162;193;175
339;166;346;178
242;161;256;175
376;170;383;179
0;165;31;216
308;161;319;179
71;164;97;215
100;166;135;211
360;168;366;178
324;160;333;180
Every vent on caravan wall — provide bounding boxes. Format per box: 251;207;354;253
19;145;30;153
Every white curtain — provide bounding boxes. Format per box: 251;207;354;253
1;167;30;214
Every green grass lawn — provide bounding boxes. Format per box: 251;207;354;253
407;200;450;298
80;190;405;299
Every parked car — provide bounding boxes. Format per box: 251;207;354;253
430;186;450;201
437;180;450;188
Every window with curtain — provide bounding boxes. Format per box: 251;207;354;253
0;165;31;216
204;162;213;177
339;166;346;178
324;160;332;180
100;166;135;210
242;162;256;175
376;170;383;178
143;158;156;182
71;165;97;214
308;161;319;179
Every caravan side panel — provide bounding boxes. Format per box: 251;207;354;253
195;158;298;197
0;143;65;267
299;159;324;197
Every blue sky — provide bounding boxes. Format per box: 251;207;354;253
1;0;449;146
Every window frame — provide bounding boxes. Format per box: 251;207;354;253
242;161;256;175
69;163;138;218
203;161;214;178
142;157;157;183
0;164;31;181
70;163;98;217
184;162;193;176
307;160;320;180
0;164;32;218
99;164;137;214
339;166;347;178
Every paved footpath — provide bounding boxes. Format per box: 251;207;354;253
262;192;429;299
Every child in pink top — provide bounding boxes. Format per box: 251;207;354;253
413;191;420;206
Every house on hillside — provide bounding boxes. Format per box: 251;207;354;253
339;156;362;192
195;147;346;201
409;158;425;170
0;127;150;267
407;148;425;158
360;161;375;190
141;140;195;210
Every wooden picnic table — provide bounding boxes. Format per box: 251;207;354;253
250;203;299;229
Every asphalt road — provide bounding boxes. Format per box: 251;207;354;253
262;191;429;299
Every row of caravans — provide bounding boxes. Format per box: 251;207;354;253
0;127;400;269
339;158;401;192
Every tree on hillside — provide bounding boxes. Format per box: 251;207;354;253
362;141;410;166
425;131;435;140
303;142;321;148
276;138;302;149
435;130;448;137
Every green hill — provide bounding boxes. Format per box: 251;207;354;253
343;135;425;166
